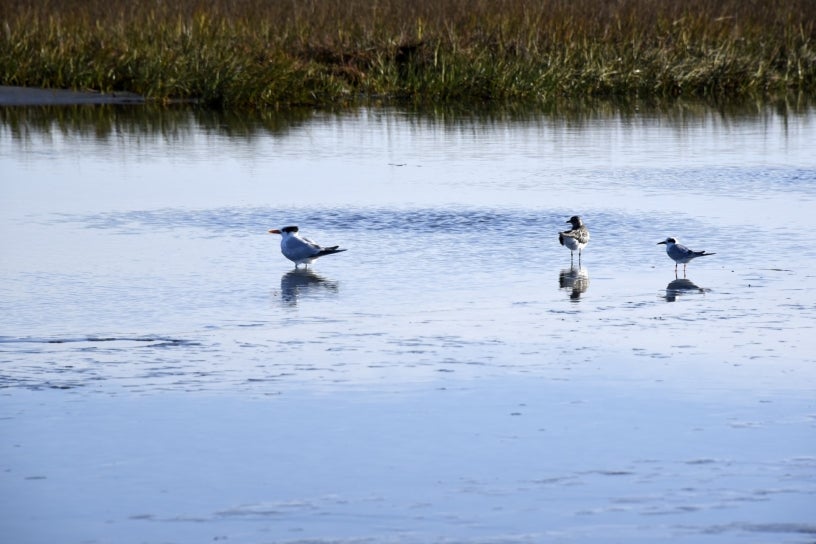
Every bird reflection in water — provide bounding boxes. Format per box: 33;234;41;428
559;266;590;301
279;269;338;306
664;277;707;302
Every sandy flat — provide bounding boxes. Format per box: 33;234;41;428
0;85;144;106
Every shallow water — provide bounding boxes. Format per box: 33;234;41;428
1;103;815;543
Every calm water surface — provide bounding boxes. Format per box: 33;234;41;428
1;103;815;543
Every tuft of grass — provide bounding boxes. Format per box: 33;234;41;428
1;0;814;109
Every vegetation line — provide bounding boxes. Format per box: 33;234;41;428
1;0;814;109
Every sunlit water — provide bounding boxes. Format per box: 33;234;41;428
1;104;815;543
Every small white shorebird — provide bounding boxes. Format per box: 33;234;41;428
269;226;347;268
559;215;590;265
657;237;715;275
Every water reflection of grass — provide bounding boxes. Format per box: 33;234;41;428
1;0;813;108
1;96;812;144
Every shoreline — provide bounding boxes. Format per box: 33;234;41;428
0;85;144;106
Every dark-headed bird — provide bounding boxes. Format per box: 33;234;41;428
559;215;590;265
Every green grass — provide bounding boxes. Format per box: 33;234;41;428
1;0;814;109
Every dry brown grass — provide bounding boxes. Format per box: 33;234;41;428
1;0;813;108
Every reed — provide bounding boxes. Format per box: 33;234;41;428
1;0;813;108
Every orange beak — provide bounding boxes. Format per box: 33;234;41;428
268;229;281;234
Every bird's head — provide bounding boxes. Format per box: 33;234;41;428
566;215;583;228
657;237;677;246
269;225;299;235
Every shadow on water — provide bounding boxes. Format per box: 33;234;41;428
664;277;708;302
559;267;590;301
279;269;338;306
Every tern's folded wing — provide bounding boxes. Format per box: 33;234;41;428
283;237;322;260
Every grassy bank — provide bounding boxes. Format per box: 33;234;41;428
1;0;814;109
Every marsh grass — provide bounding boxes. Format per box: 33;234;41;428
1;0;814;108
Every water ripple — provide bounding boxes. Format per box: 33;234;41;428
55;206;689;243
0;335;196;347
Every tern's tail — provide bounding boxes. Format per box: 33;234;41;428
316;247;348;258
696;251;715;257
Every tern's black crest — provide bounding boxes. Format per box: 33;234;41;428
281;226;299;233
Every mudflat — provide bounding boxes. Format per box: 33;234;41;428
0;85;143;106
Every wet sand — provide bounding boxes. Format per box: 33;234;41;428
2;378;814;544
